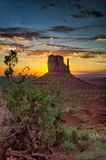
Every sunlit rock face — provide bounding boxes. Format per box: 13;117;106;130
48;55;70;74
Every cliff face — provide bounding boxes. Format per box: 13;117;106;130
48;55;70;74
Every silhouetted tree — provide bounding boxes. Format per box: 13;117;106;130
4;50;30;83
4;50;18;79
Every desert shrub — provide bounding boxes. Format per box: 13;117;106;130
88;133;98;142
72;129;79;143
79;154;96;160
78;140;89;146
4;83;64;148
61;140;76;151
57;124;72;141
56;125;79;143
78;134;106;160
79;145;106;160
96;135;106;143
79;130;89;141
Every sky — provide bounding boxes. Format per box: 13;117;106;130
0;0;106;76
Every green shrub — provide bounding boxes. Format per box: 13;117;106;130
5;83;63;147
78;140;89;147
61;140;76;151
96;135;106;143
79;130;89;141
79;138;106;160
79;154;96;160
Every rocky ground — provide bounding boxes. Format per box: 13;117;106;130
0;75;106;160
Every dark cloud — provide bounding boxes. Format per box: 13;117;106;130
46;43;69;49
0;24;102;39
73;4;84;10
40;5;48;11
67;0;105;19
0;27;42;38
26;47;105;58
78;24;101;30
27;49;71;57
49;3;55;7
0;43;30;51
49;24;101;33
0;27;60;40
49;25;75;32
0;26;105;45
27;50;50;56
77;35;106;41
70;50;106;58
0;27;62;40
40;2;55;11
69;3;85;10
95;36;106;41
72;10;104;18
37;36;59;39
0;42;24;47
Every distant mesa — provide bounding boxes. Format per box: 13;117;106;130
34;54;101;90
48;55;70;75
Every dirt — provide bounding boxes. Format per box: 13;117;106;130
63;87;106;136
0;77;106;160
0;97;5;127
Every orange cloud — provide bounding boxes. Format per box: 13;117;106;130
0;44;13;50
96;37;106;41
0;36;10;41
13;36;29;41
27;50;50;56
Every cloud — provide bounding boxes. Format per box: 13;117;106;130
0;27;61;40
40;5;48;11
0;27;44;39
49;3;55;7
79;52;97;58
35;36;59;39
27;50;50;56
67;0;105;19
94;60;106;64
72;10;104;18
96;36;106;41
0;35;30;45
0;25;101;41
27;49;71;57
26;48;106;59
68;1;105;19
0;44;11;50
49;25;75;32
0;43;29;52
12;36;29;42
75;35;106;42
69;3;85;10
46;43;69;49
40;2;55;11
78;24;101;30
49;24;101;33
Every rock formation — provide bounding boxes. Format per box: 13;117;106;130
48;55;70;74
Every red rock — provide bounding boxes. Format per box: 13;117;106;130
48;55;70;74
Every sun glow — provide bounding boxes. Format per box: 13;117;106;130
0;45;106;76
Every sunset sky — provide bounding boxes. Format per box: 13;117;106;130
0;0;106;76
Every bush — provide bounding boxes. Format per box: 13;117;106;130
4;83;63;148
79;130;89;141
61;140;76;151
